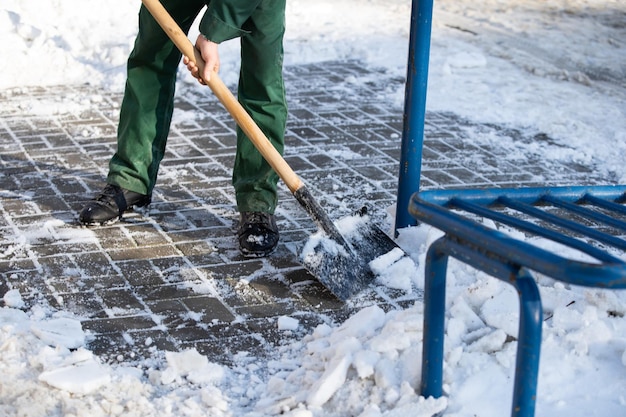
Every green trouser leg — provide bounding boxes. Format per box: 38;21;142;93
109;0;287;215
233;0;287;214
108;0;205;195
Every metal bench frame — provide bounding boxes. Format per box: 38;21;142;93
408;185;626;416
395;2;625;415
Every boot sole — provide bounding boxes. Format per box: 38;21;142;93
79;203;150;226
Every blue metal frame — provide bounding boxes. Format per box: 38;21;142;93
413;185;626;288
396;2;626;415
421;237;542;417
409;185;626;416
395;0;434;233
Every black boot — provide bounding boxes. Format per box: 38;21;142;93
237;212;279;257
79;184;151;225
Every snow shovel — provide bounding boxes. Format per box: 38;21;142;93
141;0;407;300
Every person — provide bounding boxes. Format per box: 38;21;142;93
79;0;287;258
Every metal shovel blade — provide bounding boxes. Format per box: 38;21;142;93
296;191;404;300
301;211;402;300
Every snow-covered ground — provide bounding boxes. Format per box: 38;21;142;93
1;0;626;416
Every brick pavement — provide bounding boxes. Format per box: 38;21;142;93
0;61;606;365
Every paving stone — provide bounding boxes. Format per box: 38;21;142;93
0;60;607;365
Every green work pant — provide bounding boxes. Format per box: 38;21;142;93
108;0;287;214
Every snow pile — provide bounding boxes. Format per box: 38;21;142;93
0;0;137;89
2;235;626;417
255;305;447;417
0;305;232;417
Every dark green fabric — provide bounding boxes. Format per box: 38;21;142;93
199;0;263;43
108;0;287;214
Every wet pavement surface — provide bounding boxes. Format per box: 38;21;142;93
0;60;606;364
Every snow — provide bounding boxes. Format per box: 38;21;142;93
1;0;626;416
277;316;300;332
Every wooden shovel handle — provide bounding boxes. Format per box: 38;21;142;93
141;0;303;194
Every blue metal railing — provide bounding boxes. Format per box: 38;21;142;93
409;185;626;416
395;0;434;234
396;3;626;415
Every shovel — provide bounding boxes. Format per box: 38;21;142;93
141;0;406;300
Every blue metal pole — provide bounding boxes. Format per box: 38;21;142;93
512;269;542;417
394;0;434;234
420;238;449;399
